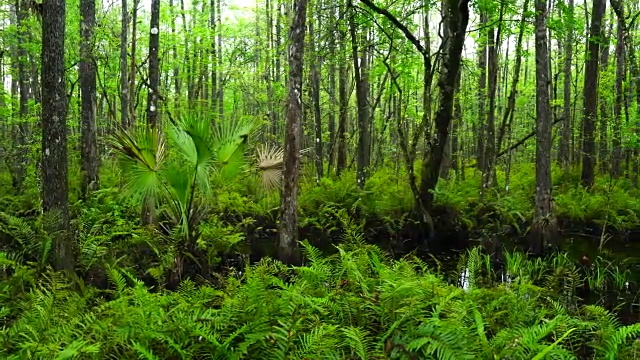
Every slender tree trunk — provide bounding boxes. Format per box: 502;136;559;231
274;0;282;135
420;0;470;207
348;0;371;188
581;0;606;188
120;0;129;128
80;0;99;196
530;0;557;255
450;73;461;179
598;17;611;173
216;0;223;118
129;0;139;125
482;6;503;193
42;0;72;271
610;0;640;183
336;0;348;176
559;0;574;168
327;7;337;175
476;12;487;171
279;0;308;265
142;0;160;226
309;15;323;181
611;0;625;177
11;0;30;193
169;0;180;109
497;0;529;155
211;0;218;116
146;0;160;128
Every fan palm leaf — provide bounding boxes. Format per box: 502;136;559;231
213;117;257;181
108;125;167;204
168;115;217;195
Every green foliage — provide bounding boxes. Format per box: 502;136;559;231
1;244;638;359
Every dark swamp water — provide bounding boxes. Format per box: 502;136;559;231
233;221;640;325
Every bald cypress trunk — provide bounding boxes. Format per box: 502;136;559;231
279;0;308;265
42;0;72;271
80;0;99;196
581;0;606;188
530;0;557;255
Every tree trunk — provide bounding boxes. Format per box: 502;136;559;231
216;0;223;118
309;15;323;181
120;0;129;128
610;0;640;183
80;0;99;196
211;0;218;116
611;0;625;177
476;12;487;171
530;0;557;255
481;6;503;193
559;0;574;168
42;0;72;272
11;0;30;193
497;0;529;156
129;0;139;125
141;0;160;226
326;2;337;175
279;0;308;265
146;0;160;128
598;17;611;173
336;0;348;176
419;0;470;208
348;0;371;188
581;0;606;188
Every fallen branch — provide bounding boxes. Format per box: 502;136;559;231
467;115;564;168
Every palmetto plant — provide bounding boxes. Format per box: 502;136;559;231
254;143;312;191
108;115;258;283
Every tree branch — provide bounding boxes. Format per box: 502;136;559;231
358;0;427;55
467;115;564;168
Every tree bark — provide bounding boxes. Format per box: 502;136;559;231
481;5;503;193
348;0;371;188
216;0;223;119
419;0;470;208
611;0;625;177
581;0;606;188
598;16;611;173
559;0;574;168
11;0;30;193
530;0;557;255
120;0;129;128
279;0;308;265
327;5;337;175
476;12;488;171
309;15;323;181
497;0;529;156
211;0;218;116
146;0;160;128
80;0;99;196
336;0;348;176
610;0;640;183
42;0;72;271
129;0;139;125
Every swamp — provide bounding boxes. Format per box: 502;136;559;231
3;0;640;358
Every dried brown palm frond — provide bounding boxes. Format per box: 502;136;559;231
255;144;312;191
256;144;284;191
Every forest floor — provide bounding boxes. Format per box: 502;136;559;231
2;162;640;358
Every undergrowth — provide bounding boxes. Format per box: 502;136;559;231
2;241;640;359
